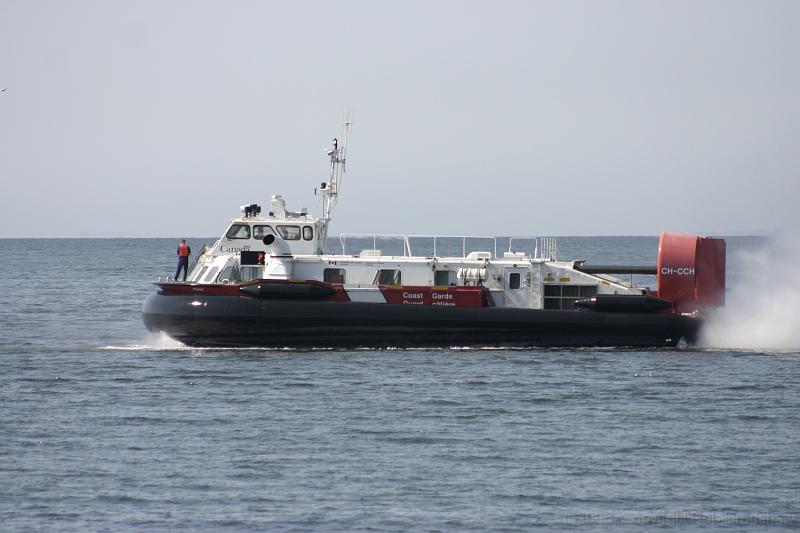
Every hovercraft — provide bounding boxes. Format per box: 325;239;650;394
143;124;725;348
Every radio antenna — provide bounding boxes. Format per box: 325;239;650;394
319;115;352;252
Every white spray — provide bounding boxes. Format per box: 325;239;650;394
700;235;800;351
100;332;187;351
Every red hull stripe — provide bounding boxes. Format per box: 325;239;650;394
157;281;493;307
379;285;492;308
156;280;350;301
156;283;242;296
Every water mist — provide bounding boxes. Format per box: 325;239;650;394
700;235;800;351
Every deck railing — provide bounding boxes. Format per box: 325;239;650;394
335;234;558;260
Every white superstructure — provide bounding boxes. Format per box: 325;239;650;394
176;126;649;310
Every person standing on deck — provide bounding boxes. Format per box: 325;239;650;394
175;239;191;281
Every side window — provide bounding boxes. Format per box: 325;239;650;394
252;225;275;240
240;251;265;265
303;226;313;241
226;224;251;239
434;270;456;286
192;266;208;282
217;265;240;283
580;285;597;298
324;268;345;284
543;284;597;310
276;225;301;240
240;266;261;282
373;269;402;285
202;266;220;283
509;272;521;290
562;285;580;297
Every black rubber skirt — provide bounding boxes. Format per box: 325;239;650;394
142;293;702;348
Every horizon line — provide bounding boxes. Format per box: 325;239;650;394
0;233;773;239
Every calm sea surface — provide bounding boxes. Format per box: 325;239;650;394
1;237;798;531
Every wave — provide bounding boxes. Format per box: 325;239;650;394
100;332;189;351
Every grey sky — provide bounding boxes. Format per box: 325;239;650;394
1;0;798;238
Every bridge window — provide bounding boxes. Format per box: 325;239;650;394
226;224;251;239
509;272;522;290
276;225;301;240
324;268;345;284
303;226;314;241
373;269;402;285
253;225;275;240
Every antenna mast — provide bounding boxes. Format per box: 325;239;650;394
319;117;352;251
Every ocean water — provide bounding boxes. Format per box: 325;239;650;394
1;237;798;531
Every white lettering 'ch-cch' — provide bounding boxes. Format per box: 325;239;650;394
661;267;695;276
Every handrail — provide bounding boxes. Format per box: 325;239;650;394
335;233;557;260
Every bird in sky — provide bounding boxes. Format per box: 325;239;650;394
0;88;6;92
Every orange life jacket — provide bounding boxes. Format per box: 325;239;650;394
178;243;190;257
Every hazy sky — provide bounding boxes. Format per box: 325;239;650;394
1;1;798;238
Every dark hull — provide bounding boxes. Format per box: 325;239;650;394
142;293;702;348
